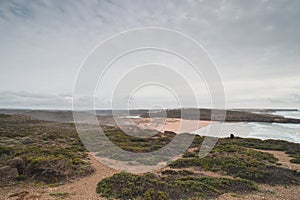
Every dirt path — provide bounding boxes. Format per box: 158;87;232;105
256;149;300;171
2;148;299;199
45;153;117;200
217;184;300;200
217;149;300;200
1;153;117;200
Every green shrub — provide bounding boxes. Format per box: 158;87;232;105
96;172;257;200
171;140;300;185
162;170;194;176
221;137;300;164
49;192;69;198
0;115;93;185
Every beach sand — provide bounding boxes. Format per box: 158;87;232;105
132;117;212;134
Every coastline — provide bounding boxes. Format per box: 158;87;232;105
133;117;212;134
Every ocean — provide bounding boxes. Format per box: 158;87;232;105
192;110;300;143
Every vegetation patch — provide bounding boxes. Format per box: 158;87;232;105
170;138;300;185
93;128;182;165
2;113;300;199
49;192;69;198
0;114;93;186
103;128;176;152
96;172;257;200
223;137;300;164
161;169;194;176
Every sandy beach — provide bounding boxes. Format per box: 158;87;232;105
132;118;212;134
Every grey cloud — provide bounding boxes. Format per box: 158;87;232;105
0;0;299;109
0;91;72;109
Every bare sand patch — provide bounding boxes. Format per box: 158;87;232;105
217;184;300;200
133;117;212;134
217;149;300;200
256;149;300;172
45;153;116;199
1;153;116;200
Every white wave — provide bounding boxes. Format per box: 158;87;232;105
191;122;253;138
247;122;300;143
192;112;300;143
274;111;300;119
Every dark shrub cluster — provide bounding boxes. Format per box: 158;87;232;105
223;137;300;164
0;114;93;185
96;172;257;200
171;140;300;185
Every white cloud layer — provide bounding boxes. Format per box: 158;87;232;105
0;0;299;109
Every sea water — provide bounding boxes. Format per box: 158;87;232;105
192;111;300;144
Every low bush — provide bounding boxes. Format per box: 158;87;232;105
221;137;300;164
96;172;257;200
0;114;93;185
170;141;300;185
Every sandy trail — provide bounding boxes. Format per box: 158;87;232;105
1;153;116;200
217;149;300;200
256;149;300;171
218;184;300;200
46;153;117;200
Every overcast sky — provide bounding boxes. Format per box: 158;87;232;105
0;0;299;109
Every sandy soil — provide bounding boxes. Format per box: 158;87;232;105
133;117;212;133
161;149;300;200
217;184;300;200
256;149;300;171
45;153;117;200
217;149;300;200
1;153;116;200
